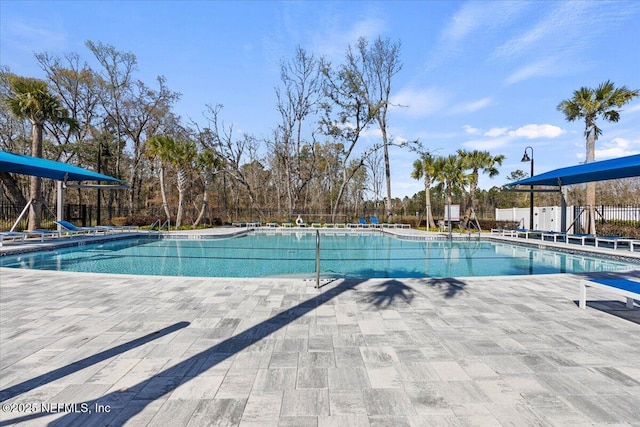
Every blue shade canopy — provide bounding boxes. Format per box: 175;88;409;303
0;150;122;182
506;154;640;187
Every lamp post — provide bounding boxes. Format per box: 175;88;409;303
521;146;534;230
96;143;110;225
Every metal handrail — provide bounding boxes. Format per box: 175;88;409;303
315;230;320;289
148;219;171;234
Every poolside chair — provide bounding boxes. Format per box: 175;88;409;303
491;228;517;237
0;231;26;247
26;229;62;240
55;220;108;236
595;236;634;250
369;216;383;228
541;231;566;242
93;224;139;233
565;233;595;246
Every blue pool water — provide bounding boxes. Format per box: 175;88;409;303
1;233;637;278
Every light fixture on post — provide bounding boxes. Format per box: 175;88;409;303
521;146;534;230
96;142;110;226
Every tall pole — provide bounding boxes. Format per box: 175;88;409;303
530;156;534;230
521;146;534;230
97;145;102;226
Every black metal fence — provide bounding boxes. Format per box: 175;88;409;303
0;201;503;231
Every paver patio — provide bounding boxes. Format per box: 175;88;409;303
1;259;639;425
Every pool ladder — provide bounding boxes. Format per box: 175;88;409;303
315;229;320;289
149;219;171;235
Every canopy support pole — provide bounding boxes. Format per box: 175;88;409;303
57;180;64;232
559;179;568;233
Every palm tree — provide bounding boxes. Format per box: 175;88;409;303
171;140;197;228
193;148;224;227
146;135;175;222
411;152;437;228
146;135;197;228
433;155;469;228
5;76;78;230
557;80;639;234
457;149;504;227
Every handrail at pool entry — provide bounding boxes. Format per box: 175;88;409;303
316;229;320;289
148;219;171;234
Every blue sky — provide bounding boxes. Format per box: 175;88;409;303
2;0;639;198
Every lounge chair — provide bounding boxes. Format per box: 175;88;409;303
491;228;517;237
369;216;383;228
595;236;634;250
0;231;26;247
541;231;566;242
565;233;595;246
94;225;139;233
55;220;108;236
311;222;322;228
358;218;371;228
579;277;640;309
516;229;542;239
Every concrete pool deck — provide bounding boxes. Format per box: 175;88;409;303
1;229;639;426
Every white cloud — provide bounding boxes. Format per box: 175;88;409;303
462;123;565;151
626;103;640;113
595;137;640;159
505;57;560;85
463;125;481;135
4;18;68;52
508;124;564;139
484;127;509;137
313;17;386;60
390;86;449;118
463;135;513;150
449;97;492;114
427;1;530;69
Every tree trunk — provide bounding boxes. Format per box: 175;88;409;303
175;167;187;228
193;175;210;227
158;165;171;222
381;127;392;222
1;172;28;209
424;175;435;228
585;126;597;234
28;122;44;231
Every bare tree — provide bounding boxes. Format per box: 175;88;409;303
273;46;323;217
320;53;378;222
350;37;403;221
197;104;261;219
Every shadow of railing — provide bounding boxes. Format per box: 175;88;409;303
0;321;190;402
0;278;367;426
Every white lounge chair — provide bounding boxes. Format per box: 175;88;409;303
0;231;26;247
565;233;595;246
541;231;566;242
55;220;108;236
595;236;634;250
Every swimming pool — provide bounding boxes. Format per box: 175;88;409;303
1;233;637;278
